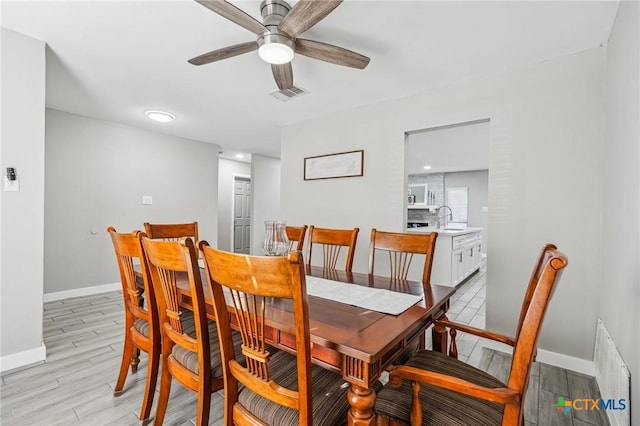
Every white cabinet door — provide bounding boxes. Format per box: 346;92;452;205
464;244;474;278
451;248;465;286
432;230;482;287
472;241;482;270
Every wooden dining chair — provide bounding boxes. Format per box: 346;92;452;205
140;236;225;426
374;245;568;426
437;243;559;359
143;221;199;242
107;227;160;423
199;244;352;426
307;225;359;271
368;229;438;284
286;224;308;251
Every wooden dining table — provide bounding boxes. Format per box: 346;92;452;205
137;264;455;425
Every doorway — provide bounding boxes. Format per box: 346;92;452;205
233;176;251;254
405;118;490;263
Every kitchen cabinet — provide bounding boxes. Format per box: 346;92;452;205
407;227;483;287
449;232;482;286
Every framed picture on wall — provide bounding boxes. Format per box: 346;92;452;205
304;150;364;180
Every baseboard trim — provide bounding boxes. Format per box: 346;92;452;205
537;348;596;376
43;282;120;302
479;339;595;376
0;342;46;373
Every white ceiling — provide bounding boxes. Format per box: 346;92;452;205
406;120;490;175
1;1;619;159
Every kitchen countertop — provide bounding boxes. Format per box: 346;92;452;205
406;226;483;236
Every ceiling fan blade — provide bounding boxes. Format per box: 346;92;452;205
195;0;268;35
278;0;342;38
271;63;294;90
188;41;258;66
295;39;370;69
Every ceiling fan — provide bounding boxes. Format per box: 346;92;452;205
189;0;370;91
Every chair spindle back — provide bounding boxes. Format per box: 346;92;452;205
200;244;313;424
368;229;438;284
307;226;359;271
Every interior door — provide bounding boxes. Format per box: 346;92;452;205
233;177;251;254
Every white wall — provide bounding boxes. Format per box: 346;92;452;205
601;1;639;421
44;109;220;294
282;48;605;361
251;154;280;255
218;158;251;252
0;28;46;369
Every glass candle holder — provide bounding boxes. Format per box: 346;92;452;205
263;220;289;256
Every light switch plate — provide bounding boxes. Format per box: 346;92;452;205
481;206;489;212
4;176;19;192
142;195;152;205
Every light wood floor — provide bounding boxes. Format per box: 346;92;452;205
1;269;608;425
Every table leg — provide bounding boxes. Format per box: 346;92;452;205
347;384;376;425
432;314;449;354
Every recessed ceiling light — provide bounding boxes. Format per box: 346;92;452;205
423;165;432;170
145;110;175;123
235;154;245;159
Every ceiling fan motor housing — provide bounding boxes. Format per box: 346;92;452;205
260;0;291;29
258;0;295;63
258;33;294;53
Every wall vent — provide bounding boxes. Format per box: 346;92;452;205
269;85;309;102
594;318;630;426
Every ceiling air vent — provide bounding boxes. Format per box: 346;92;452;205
269;85;309;102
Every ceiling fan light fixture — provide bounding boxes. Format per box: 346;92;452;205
258;33;294;64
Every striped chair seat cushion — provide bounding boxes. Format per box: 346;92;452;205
171;312;243;377
237;350;351;426
375;350;505;425
133;318;149;337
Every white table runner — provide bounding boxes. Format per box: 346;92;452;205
305;276;422;315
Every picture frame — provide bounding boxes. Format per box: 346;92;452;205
304;150;364;180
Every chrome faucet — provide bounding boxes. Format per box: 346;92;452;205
435;205;453;228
